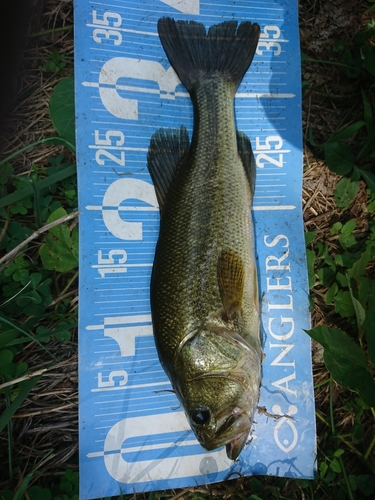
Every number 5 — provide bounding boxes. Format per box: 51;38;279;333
92;11;122;27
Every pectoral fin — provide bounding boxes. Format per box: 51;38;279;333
147;126;190;211
237;131;255;195
217;249;245;320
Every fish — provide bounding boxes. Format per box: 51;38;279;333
147;17;262;460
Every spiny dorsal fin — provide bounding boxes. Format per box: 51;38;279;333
147;126;190;211
217;249;245;320
157;17;260;92
237;131;255;196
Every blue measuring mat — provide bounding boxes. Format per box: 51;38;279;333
74;1;316;498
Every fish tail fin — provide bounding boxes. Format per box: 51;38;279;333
157;17;260;92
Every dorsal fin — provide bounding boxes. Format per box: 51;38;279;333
236;131;255;196
147;126;190;211
217;249;245;320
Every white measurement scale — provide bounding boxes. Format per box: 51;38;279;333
74;1;316;498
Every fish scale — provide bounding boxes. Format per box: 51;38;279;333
147;17;262;459
154;79;257;352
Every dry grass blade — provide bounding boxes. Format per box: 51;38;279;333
0;210;80;267
0;368;48;390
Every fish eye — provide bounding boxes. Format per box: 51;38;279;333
191;407;211;425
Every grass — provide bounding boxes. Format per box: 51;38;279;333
0;0;375;498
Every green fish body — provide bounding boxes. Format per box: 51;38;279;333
147;17;261;460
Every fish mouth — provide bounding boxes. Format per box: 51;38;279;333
202;411;251;460
226;432;249;460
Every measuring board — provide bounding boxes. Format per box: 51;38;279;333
74;1;316;498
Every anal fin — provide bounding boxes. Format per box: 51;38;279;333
147;126;190;211
217;249;245;321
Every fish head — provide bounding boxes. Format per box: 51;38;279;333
173;326;261;460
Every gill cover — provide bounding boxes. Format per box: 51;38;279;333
173;327;260;459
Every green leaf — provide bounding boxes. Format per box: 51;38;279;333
308;294;315;312
330;457;341;473
342;48;360;79
347;278;366;333
336;272;348;287
324;142;354;175
13;473;34;500
331;222;342;235
0;329;22;349
339;220;356;249
250;477;263;493
296;478;310;489
306;249;316;289
326;282;338;304
334;290;355;317
1;362;18;378
334;448;345;458
308;124;316;147
13;268;29;283
15;362;28;378
320;461;328;479
61;476;73;493
324;467;336;484
363;44;375;77
3;256;28;276
39;208;78;272
323;254;336;271
369;195;375;213
358;278;375;364
356;126;375;161
360;169;375;193
362;89;373;131
348;475;358;491
317;266;335;286
328;121;366;142
1;221;33;252
55;329;71;343
304;231;316;246
0;375;43;433
339;233;356;250
334;177;359;209
0;490;14;500
49;76;75;145
28;486;52;500
335;249;363;269
16;289;42;307
352;422;365;443
0;163;76;210
29;273;43;288
341;219;356;235
0;163;13;185
24;303;45;317
357;474;375;496
305;326;375;406
0;314;57;360
0;349;14;365
348;247;374;280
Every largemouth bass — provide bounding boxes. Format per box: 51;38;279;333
147;17;261;460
